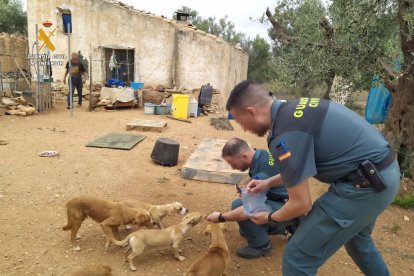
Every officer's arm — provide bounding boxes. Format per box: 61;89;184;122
270;178;312;222
250;179;312;224
247;174;283;193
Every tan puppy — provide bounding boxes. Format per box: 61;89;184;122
185;223;230;276
70;263;113;276
117;199;188;228
110;212;202;271
62;196;151;250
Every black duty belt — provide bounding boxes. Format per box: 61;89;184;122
338;149;395;191
266;192;289;204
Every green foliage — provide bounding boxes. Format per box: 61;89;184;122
0;0;27;35
246;36;272;83
173;6;247;45
393;192;414;209
265;0;399;91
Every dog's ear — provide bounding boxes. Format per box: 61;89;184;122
186;213;202;226
135;213;149;224
149;206;161;224
204;224;212;235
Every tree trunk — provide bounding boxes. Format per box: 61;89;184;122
323;71;335;100
385;70;414;177
385;1;414;177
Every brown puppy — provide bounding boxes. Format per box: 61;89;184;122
185;223;230;276
62;196;151;250
110;212;202;271
117;199;188;228
70;263;113;276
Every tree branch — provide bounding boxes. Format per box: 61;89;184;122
379;60;399;80
319;19;334;41
265;8;292;44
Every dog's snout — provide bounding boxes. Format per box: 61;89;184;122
180;207;189;215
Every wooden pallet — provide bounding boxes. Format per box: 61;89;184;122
126;119;167;132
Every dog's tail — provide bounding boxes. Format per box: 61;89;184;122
110;231;135;247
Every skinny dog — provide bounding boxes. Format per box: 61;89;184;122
185;223;230;276
117;199;188;228
62;196;151;250
110;212;202;271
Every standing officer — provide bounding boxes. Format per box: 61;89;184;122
64;52;86;109
226;80;400;275
207;138;299;258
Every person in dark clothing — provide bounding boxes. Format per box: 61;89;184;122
207;138;300;259
64;52;86;109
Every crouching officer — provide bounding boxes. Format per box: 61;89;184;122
226;80;401;275
207;138;300;258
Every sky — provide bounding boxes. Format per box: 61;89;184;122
22;0;276;41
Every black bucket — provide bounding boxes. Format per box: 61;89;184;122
151;138;180;166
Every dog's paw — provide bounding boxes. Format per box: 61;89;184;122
73;246;81;252
125;225;132;230
178;256;185;261
130;265;137;271
75;234;81;240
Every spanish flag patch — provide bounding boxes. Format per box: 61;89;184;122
278;151;292;161
276;140;292;161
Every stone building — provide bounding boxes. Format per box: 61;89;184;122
27;0;248;100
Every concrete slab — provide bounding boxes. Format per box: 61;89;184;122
181;137;249;185
86;132;146;150
126;119;167;132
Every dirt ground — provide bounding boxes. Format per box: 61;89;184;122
0;101;413;276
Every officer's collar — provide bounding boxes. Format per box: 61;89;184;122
268;100;283;143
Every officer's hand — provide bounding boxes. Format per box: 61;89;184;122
249;211;270;225
207;211;221;223
246;178;270;194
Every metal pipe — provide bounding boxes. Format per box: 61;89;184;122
0;61;3;92
89;52;92;111
126;48;129;83
35;24;40;112
68;23;72;116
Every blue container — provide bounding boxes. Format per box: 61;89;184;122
144;103;155;115
166;103;172;115
130;82;144;91
228;112;234;120
62;14;72;33
365;76;392;124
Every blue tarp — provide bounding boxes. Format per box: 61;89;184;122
106;78;125;87
365;76;392;124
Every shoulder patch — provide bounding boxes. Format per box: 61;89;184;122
276;140;291;161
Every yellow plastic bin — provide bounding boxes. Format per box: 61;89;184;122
172;94;189;119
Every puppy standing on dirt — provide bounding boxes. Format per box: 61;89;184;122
62;196;151;250
110;212;202;271
118;199;188;228
185;223;230;276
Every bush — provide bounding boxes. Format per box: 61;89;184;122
393;192;414;209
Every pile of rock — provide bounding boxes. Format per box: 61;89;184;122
1;97;36;116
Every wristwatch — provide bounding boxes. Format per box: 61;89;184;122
218;213;226;222
268;211;278;223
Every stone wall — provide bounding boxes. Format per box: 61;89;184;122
0;33;29;74
27;0;248;99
